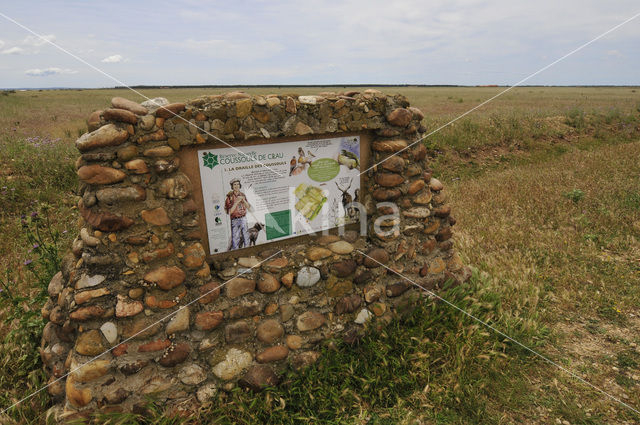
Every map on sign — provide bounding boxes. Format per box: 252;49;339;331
198;136;361;254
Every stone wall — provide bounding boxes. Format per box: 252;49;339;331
40;90;471;419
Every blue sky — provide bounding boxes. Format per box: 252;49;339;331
1;0;639;88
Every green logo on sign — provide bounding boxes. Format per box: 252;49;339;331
202;152;218;169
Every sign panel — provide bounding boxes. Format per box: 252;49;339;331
198;136;361;254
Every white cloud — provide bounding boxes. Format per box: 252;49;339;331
0;40;4;49
166;39;283;60
25;67;78;77
2;47;25;55
101;54;124;63
23;34;55;47
606;49;623;58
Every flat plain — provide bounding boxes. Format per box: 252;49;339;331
1;86;639;424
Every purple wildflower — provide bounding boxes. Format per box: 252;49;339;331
23;259;33;266
30;211;38;218
33;243;39;249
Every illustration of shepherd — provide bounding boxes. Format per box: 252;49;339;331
224;178;252;250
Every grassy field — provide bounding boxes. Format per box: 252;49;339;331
1;86;639;424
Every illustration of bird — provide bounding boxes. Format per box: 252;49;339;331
289;156;297;175
338;149;359;169
298;147;313;165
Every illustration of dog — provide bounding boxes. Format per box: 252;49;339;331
248;222;265;246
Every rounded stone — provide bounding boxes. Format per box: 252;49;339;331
86;110;102;132
117;145;138;161
76;330;106;356
96;186;146;204
354;309;373;324
257;273;280;293
332;259;357;277
296;311;326;332
76;124;129;152
429;178;444;191
66;378;92;407
112;97;148;115
116;295;143;318
48;271;64;297
225;321;252;344
239;365;280;391
197;383;218;403
141;97;169;111
144;266;186;290
285;335;303;350
408;179;426;195
195;311;224;330
375;173;404;187
198;280;221;304
143;146;174;157
225;277;256;298
159;174;192;199
103;108;138;124
380;156;405;173
166;307;190;334
179;363;206;385
386;108;412;126
77;165;126;185
155;102;186;119
73;359;110;383
306;247;332;261
327;241;354;255
296;267;320;287
256;346;289;363
159;343;190;367
212;348;253;380
183;243;206;269
281;272;294;288
371;139;408;152
291;351;320;371
363;248;389;268
125;159;149;174
138;338;171;352
256;319;284;344
335;294;362;315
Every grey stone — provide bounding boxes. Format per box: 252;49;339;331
296;267;320;287
212;348;252;380
100;322;118;344
141;97;169;112
179;363;206;385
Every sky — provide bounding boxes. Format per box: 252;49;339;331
0;0;639;88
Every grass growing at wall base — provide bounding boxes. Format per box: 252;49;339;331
90;273;550;425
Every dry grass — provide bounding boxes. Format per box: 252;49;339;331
1;86;640;424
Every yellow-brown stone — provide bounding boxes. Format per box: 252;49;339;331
74;287;110;305
386;108;412;127
141;207;171;226
76;124;129;152
225;277;256;298
183;243;205;268
73;359;111;382
257;273;280;293
77;165;126;185
76;329;106;356
125;159;148;174
155;102;186;119
103;108;138;124
372;139;407;152
112;97;148;115
144;266;186;290
256;346;289;363
66;377;92;407
236;98;253;118
407;179;425;195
